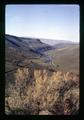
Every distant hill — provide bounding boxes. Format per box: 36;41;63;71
53;42;78;49
40;38;75;45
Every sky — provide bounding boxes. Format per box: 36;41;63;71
5;4;79;44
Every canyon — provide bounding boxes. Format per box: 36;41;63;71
5;34;79;115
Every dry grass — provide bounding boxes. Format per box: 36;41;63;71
5;68;79;115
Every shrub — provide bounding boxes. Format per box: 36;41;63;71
5;68;79;115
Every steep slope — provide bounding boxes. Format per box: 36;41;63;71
20;37;53;52
5;34;53;72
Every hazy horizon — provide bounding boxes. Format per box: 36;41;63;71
5;5;79;44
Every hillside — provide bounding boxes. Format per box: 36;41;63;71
5;34;54;72
5;34;79;115
44;44;79;73
5;34;79;73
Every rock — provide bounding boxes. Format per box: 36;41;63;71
39;110;53;115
